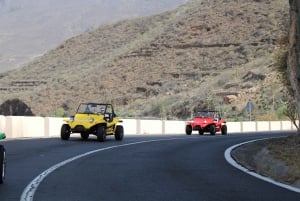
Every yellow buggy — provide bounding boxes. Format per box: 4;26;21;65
61;103;124;142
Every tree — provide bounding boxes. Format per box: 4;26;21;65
283;100;300;133
0;99;34;116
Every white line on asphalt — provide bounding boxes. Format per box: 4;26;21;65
20;137;188;201
224;139;300;194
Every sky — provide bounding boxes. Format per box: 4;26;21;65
0;0;189;72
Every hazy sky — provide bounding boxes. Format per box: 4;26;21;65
0;0;189;72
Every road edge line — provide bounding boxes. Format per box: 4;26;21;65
224;138;300;194
20;137;188;201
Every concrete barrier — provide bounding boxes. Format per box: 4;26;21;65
0;115;298;139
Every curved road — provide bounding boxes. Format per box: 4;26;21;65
0;132;299;201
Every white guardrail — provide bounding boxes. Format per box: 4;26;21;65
0;115;298;138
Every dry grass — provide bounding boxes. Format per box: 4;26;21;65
267;135;300;183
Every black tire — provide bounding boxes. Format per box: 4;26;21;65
61;124;71;140
198;129;204;135
80;132;89;140
185;125;192;135
96;126;106;142
210;125;216;135
115;125;124;141
221;125;228;135
0;145;6;184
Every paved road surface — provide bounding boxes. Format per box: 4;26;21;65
0;133;299;201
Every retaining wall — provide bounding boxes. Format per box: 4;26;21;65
0;115;297;139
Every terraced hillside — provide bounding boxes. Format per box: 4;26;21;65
0;0;290;119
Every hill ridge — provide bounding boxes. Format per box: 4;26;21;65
0;0;290;120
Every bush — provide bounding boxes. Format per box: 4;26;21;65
52;108;67;117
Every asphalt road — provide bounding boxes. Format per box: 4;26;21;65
0;132;299;201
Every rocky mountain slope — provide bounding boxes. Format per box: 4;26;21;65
0;0;290;119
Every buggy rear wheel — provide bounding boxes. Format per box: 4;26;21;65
61;124;71;140
185;125;192;135
221;125;227;135
115;125;124;141
210;125;216;135
97;126;106;142
81;132;89;140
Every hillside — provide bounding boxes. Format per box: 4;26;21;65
0;0;290;120
0;0;188;72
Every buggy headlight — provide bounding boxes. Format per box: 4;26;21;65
89;117;94;123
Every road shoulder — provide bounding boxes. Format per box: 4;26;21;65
225;136;300;193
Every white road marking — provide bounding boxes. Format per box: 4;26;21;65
21;136;300;201
224;138;300;194
20;137;188;201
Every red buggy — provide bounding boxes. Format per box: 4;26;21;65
185;111;227;135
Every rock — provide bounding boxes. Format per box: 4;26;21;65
223;95;238;104
242;71;266;81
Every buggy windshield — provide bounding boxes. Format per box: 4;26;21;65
77;103;107;114
195;111;219;118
